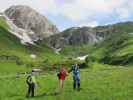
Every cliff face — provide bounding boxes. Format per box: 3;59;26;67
45;27;99;48
44;22;133;49
3;5;133;49
4;5;59;43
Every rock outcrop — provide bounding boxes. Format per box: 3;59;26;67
4;5;59;44
45;22;133;48
3;5;133;48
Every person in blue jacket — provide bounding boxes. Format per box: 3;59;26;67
69;63;80;91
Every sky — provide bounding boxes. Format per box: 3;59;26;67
0;0;133;31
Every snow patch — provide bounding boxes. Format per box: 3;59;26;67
32;68;42;72
129;33;133;35
3;14;35;45
76;55;88;61
30;54;37;59
55;48;61;54
20;40;27;45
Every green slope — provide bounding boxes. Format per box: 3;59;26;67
1;15;133;67
0;17;63;68
89;32;133;65
0;17;29;60
58;22;133;66
60;45;93;57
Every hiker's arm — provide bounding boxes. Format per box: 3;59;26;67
26;76;30;84
68;68;72;73
66;70;69;76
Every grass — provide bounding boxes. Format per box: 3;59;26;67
0;63;133;100
60;45;93;57
88;32;133;65
0;16;67;67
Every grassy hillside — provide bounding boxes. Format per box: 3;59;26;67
1;16;133;67
60;22;133;66
89;32;133;65
60;45;93;57
0;17;64;69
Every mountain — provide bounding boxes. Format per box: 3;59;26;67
4;5;59;44
45;22;133;49
45;27;99;48
87;22;133;65
0;16;63;67
45;21;133;66
1;5;133;66
5;5;133;49
87;33;133;66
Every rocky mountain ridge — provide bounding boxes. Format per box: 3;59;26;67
4;5;59;44
2;5;133;49
45;21;133;48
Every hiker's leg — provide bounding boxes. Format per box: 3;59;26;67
26;84;31;97
59;80;64;92
29;84;33;97
62;80;64;88
59;80;63;91
77;78;80;90
31;84;35;97
73;77;76;89
59;80;62;88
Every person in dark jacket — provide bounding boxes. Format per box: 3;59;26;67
26;71;37;97
69;64;80;91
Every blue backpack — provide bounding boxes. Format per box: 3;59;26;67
72;65;80;76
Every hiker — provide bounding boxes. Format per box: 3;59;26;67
26;70;37;97
57;64;68;92
69;63;80;91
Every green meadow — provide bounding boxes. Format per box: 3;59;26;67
0;62;133;100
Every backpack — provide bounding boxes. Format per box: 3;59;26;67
72;65;79;75
26;75;33;85
57;72;61;79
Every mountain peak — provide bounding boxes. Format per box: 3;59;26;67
4;5;59;44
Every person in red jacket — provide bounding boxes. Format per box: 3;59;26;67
58;64;68;92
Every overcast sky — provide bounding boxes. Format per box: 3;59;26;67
0;0;133;31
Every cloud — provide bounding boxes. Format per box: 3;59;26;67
57;0;133;28
0;0;132;20
0;0;133;30
80;21;99;27
115;1;133;20
56;0;127;21
0;0;58;13
117;8;130;19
